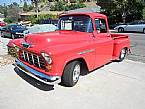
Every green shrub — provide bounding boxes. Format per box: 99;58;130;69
50;1;66;11
4;18;14;23
28;14;58;24
65;3;86;11
77;0;86;3
50;2;86;11
70;0;77;3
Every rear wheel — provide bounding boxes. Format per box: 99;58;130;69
118;27;124;33
118;48;127;62
61;61;81;87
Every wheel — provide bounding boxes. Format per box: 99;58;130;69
118;27;124;33
11;34;15;39
118;48;127;62
143;29;145;34
61;61;81;87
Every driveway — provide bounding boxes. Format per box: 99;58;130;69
0;60;145;109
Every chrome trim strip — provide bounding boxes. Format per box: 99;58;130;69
31;54;34;65
78;49;95;55
26;52;30;63
23;51;26;61
37;56;41;68
15;59;61;85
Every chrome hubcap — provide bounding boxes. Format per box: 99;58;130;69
73;64;80;83
121;49;126;59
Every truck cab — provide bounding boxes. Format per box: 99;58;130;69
15;13;130;87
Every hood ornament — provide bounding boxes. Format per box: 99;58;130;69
22;42;33;48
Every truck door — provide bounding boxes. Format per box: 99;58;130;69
94;18;114;67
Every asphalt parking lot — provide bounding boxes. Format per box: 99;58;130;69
0;33;145;109
0;60;145;109
126;33;145;63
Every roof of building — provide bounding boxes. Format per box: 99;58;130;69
66;6;101;13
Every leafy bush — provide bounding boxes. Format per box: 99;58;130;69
65;3;86;11
4;18;14;23
28;14;58;24
70;0;77;3
50;2;86;11
50;1;66;11
77;0;86;3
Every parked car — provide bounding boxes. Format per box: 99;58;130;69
7;24;57;56
40;19;58;26
109;23;126;29
23;24;57;36
114;20;145;33
0;21;7;27
14;13;130;87
1;24;27;39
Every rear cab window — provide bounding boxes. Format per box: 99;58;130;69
95;19;107;33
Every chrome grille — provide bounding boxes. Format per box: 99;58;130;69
21;50;46;69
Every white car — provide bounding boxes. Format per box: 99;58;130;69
23;24;57;36
114;20;145;33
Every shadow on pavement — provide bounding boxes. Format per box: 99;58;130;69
14;67;54;91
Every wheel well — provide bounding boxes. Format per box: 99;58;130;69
64;58;89;76
121;47;128;53
118;27;124;30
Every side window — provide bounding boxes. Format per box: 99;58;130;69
95;19;107;33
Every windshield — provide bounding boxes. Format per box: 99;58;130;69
58;15;94;33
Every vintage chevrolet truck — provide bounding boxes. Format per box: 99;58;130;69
14;13;130;87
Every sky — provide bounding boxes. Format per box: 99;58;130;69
0;0;20;5
0;0;31;5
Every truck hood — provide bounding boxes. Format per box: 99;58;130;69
24;30;92;52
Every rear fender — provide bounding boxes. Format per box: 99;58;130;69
113;38;130;58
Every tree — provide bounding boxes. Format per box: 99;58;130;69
3;3;8;18
23;1;29;11
97;0;144;24
8;2;20;22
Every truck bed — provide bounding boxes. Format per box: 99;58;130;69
111;33;130;60
111;33;129;40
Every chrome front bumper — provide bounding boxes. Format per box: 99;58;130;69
15;59;61;85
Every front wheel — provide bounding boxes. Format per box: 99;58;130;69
118;48;127;62
61;61;81;87
143;29;145;34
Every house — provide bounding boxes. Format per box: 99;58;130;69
0;13;4;21
66;6;101;13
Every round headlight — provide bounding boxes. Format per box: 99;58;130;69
41;52;52;64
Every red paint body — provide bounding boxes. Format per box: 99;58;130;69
15;13;130;77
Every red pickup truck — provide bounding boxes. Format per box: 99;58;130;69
15;13;130;87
